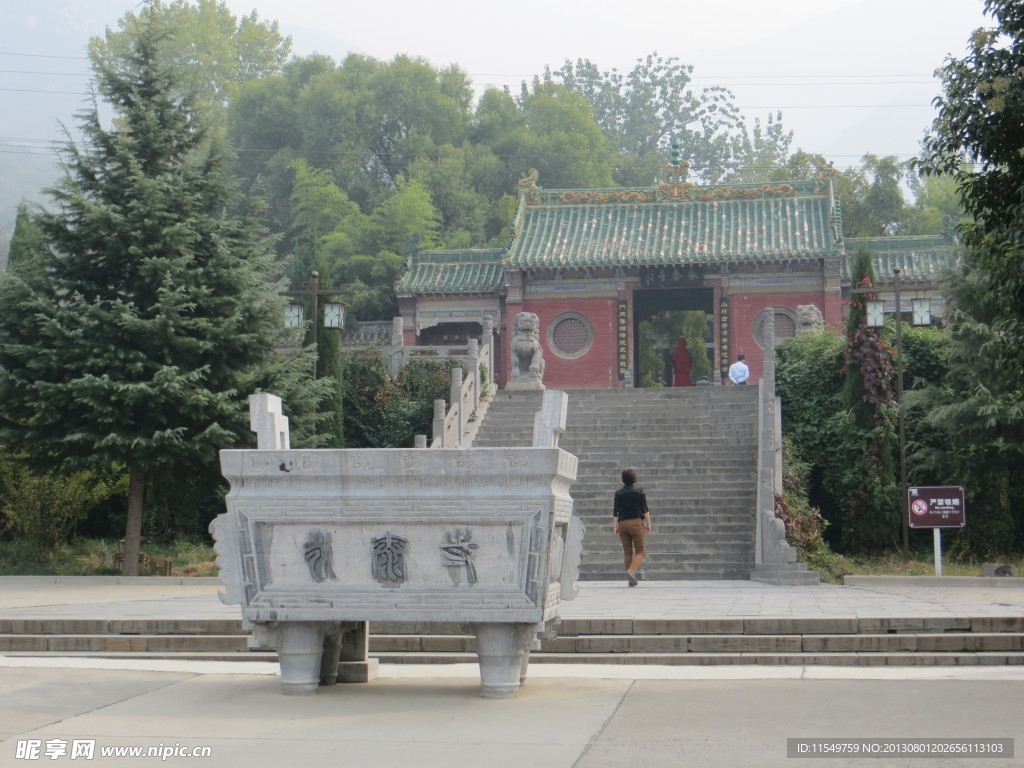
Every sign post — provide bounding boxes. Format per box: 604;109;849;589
908;486;966;576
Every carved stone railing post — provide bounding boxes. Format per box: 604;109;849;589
533;390;568;448
482;316;495;375
389;316;404;379
467;338;480;407
250;394;290;450
432;399;446;447
755;312;778;565
450;367;464;443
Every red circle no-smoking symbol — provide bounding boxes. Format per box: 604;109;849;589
911;499;929;517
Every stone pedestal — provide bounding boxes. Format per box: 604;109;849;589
278;622;330;695
473;623;535;699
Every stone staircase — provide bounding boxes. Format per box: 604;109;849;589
472;387;759;581
4;617;1024;667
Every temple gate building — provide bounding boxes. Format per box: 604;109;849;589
395;165;960;390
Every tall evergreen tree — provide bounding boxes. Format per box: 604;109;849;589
838;245;899;552
6;202;45;268
0;18;315;572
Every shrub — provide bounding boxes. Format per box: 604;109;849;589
2;469;127;549
775;437;846;582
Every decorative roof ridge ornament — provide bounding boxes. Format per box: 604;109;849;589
657;137;690;201
554;182;799;206
667;138;689;184
518;167;541;204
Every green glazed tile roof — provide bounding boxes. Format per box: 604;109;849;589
396;249;505;295
845;236;964;283
506;180;841;269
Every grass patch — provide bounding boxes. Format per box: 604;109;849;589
834;553;1023;580
0;537;218;577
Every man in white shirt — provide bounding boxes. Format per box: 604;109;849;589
728;354;750;385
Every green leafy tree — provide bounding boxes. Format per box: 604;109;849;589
726;112;795;183
0;22;317;573
902;174;966;237
546;53;742;184
291;54;473;198
923;0;1024;366
88;0;291;123
408;142;508;246
840;155;912;237
506;81;614;189
904;267;1024;557
338;177;441;319
369;177;442;254
285;159;355;447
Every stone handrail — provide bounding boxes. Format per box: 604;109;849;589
752;312;816;583
399;318;496;449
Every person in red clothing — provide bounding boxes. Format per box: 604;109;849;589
673;337;692;386
612;468;652;587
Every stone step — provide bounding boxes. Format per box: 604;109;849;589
5;616;1020;636
0;634;252;653
8;629;1024;654
10;648;1022;666
472;387;763;580
370;651;1024;667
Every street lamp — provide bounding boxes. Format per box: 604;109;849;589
284;303;304;329
282;271;351;382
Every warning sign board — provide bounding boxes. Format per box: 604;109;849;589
908;486;966;529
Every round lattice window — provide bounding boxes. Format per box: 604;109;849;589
755;308;797;349
548;313;593;359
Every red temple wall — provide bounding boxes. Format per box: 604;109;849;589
508;297;621;389
725;290;829;383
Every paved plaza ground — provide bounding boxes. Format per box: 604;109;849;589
1;577;1022;767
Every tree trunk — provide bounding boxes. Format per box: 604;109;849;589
121;464;146;577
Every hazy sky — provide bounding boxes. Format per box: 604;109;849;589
0;0;991;224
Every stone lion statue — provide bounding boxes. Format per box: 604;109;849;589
796;304;824;334
509;312;545;388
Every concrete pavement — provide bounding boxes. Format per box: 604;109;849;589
2;574;1023;620
1;576;1023;767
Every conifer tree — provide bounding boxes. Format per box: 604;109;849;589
838;245;899;552
6;202;45;268
0;18;316;573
